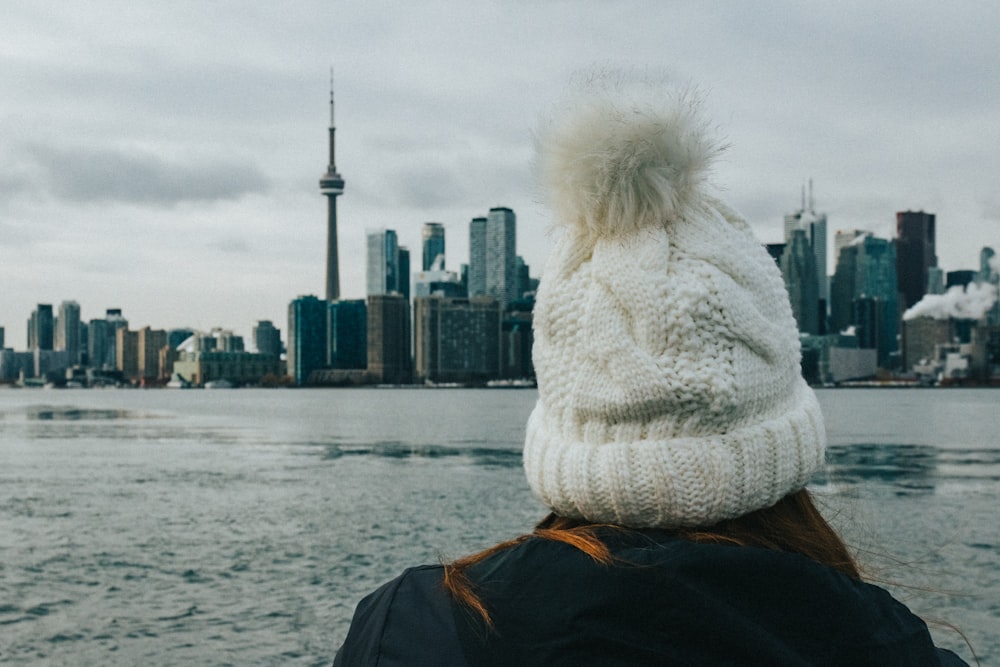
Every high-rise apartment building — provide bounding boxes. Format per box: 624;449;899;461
55;300;82;365
253;320;282;358
413;295;500;384
485;207;517;309
422;222;445;271
367;294;410;384
366;228;400;297
328;299;367;369
116;328;140;379
896;210;937;310
0;326;5;350
468;217;488;297
319;75;346;302
27;304;54;351
138;326;168;380
288;295;328;385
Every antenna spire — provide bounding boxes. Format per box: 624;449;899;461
808;177;814;212
329;67;335;127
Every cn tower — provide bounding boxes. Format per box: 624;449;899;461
319;71;345;301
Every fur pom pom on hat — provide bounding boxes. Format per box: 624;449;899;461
524;77;825;529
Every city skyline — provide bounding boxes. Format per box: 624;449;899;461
3;2;1000;346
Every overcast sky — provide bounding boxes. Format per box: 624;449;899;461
3;1;999;348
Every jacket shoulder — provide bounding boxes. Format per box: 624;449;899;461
333;565;466;667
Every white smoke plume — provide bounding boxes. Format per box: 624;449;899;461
903;282;999;321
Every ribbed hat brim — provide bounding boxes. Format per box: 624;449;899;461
523;379;825;529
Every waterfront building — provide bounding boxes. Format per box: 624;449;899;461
367;294;410;384
902;316;951;371
55;301;82;364
468;217;487;297
287;295;328;385
896;210;937;309
88;319;111;369
422;222;445;271
27;304;54;351
366;228;401;297
781;229;820;335
502;306;534;380
0;349;34;381
319;73;346;302
828;346;878;383
413;295;500;384
116;328;140;379
172;350;280;387
159;346;180;382
137;326;168;381
253;320;282;358
328;299;367;369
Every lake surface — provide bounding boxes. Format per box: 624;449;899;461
1;387;996;665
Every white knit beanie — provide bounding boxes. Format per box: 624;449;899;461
524;76;825;529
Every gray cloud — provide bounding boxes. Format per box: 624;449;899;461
24;144;269;206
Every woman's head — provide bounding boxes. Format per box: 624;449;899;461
524;72;826;530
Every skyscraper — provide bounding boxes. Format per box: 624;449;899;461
319;73;346;302
422;222;446;271
854;236;898;367
288;295;328;385
895;210;936;309
468;217;487;297
27;304;54;351
486;207;517;309
783;182;828;307
55;300;82;364
781;229;820;334
366;228;400;296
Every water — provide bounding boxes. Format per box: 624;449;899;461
0;387;997;665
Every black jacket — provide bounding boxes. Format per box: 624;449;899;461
334;530;967;666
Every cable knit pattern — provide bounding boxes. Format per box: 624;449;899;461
524;81;826;528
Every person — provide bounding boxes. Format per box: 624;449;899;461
333;75;969;666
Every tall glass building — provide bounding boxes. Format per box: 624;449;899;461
287;295;328;385
366;229;400;296
422;222;445;271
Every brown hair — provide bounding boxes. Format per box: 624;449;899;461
442;488;859;627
